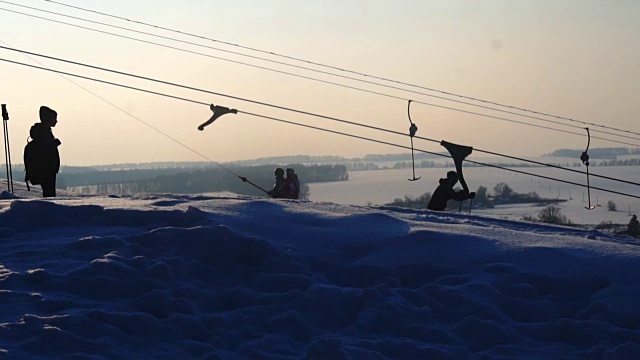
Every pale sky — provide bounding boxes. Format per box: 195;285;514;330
0;0;638;166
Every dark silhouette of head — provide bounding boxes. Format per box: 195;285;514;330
275;168;284;177
286;168;295;177
446;171;458;184
39;106;58;127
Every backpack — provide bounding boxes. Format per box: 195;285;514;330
24;138;45;189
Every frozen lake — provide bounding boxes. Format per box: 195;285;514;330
309;166;640;226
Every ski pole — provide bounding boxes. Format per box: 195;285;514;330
2;104;13;193
238;176;269;194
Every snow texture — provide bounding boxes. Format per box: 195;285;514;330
1;182;639;359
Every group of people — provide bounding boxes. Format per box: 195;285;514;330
23;106;468;210
267;167;300;199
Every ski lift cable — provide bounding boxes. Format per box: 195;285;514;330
2;47;639;188
1;5;639;143
0;45;638;152
0;57;245;182
5;7;635;148
36;0;640;139
1;51;639;189
1;55;638;200
240;111;640;200
4;1;638;143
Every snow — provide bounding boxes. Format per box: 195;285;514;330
309;167;640;226
1;180;640;359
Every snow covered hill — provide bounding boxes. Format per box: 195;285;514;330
1;180;639;359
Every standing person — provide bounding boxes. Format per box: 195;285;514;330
25;106;61;197
267;168;286;198
427;171;474;211
284;168;300;199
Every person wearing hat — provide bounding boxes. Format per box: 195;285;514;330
267;168;286;198
427;170;474;211
27;106;62;197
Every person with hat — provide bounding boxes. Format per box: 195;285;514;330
427;170;474;211
26;106;62;197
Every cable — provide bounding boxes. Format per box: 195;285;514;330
0;49;246;180
1;43;639;152
243;111;640;200
2;5;640;144
36;0;640;138
2;1;637;143
2;54;639;193
1;46;639;187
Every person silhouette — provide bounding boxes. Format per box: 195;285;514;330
267;168;286;198
427;171;474;211
283;168;300;199
27;106;61;197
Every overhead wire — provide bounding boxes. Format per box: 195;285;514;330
1;53;639;198
0;42;246;180
3;55;638;199
1;45;639;188
2;47;639;189
1;4;639;146
32;0;640;139
248;110;640;200
0;7;639;152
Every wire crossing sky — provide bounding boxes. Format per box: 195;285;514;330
2;0;640;145
0;0;638;166
15;0;638;140
2;54;639;202
3;44;639;149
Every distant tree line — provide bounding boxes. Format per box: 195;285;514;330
4;147;639;187
229;155;348;166
545;147;640;159
66;164;348;198
391;161;588;170
362;153;444;162
596;158;640;167
58;168;208;188
347;162;383;171
348;158;640;171
387;182;564;210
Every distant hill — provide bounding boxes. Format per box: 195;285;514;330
544;147;640;159
227;153;444;166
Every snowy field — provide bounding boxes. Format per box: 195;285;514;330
1;179;640;359
309;166;640;226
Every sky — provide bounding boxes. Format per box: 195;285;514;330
1;180;640;358
0;0;638;166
